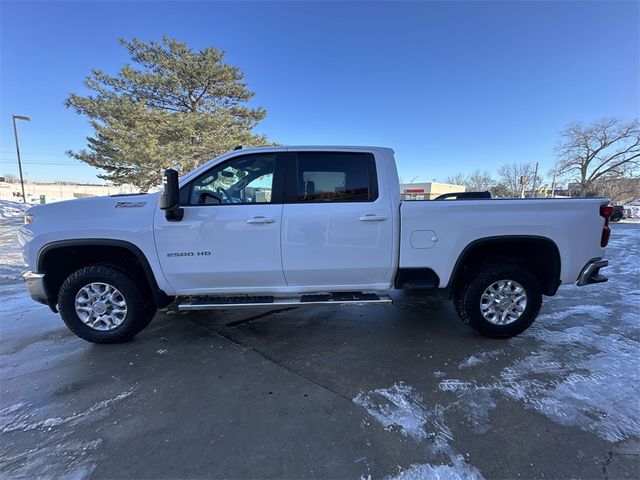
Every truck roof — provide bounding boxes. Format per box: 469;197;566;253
231;145;394;154
179;145;396;185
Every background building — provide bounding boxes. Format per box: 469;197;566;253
0;179;139;204
399;182;465;200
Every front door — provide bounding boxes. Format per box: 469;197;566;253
154;152;286;295
281;151;395;289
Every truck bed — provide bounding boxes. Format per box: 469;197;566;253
399;197;609;287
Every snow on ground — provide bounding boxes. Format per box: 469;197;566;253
354;225;639;478
0;389;134;434
457;349;504;370
0;389;135;479
0;200;31;287
620;204;640;223
354;384;484;480
0;199;29;220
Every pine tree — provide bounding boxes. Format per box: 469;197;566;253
66;37;271;190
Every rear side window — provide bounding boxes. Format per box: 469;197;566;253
294;152;378;203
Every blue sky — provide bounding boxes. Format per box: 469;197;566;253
1;1;638;184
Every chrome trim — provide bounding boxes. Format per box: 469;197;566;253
576;259;608;287
23;272;47;304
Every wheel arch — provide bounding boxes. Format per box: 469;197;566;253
447;235;562;298
37;239;173;311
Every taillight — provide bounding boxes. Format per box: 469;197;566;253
600;205;613;247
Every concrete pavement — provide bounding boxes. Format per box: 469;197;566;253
1;222;638;479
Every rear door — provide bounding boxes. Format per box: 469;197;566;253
281;151;395;289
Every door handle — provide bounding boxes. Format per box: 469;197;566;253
359;214;388;222
246;216;276;224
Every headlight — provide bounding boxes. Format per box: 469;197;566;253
24;214;34;224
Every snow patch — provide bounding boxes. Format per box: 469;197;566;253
0;200;29;219
0;437;101;479
0;201;31;285
0;388;134;433
458;355;482;369
354;384;484;479
0;389;135;478
388;457;484;480
353;384;436;441
457;350;504;370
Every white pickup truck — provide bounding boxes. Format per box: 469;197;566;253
19;146;612;343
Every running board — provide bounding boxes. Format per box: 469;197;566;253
178;292;393;311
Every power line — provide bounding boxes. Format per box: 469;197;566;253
0;150;65;156
0;160;91;165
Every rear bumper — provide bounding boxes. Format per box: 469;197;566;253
23;271;48;305
576;258;608;287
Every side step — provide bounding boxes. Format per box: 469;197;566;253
178;292;393;311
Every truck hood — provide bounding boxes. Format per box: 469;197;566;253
26;192;160;219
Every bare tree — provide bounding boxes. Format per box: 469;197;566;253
497;162;538;197
555;118;640;196
445;173;467;186
444;171;494;191
465;169;494;192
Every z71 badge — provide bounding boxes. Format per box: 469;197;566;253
114;201;146;208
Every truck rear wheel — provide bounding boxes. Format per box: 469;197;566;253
58;265;155;343
453;264;542;338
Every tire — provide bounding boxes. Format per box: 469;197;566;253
453;263;542;338
58;265;156;343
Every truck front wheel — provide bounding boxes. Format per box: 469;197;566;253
453;264;542;338
58;265;155;343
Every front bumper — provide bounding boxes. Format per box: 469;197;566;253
576;258;608;287
23;271;48;305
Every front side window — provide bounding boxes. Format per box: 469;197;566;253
188;153;276;205
295;152;377;202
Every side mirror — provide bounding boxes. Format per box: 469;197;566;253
159;169;184;221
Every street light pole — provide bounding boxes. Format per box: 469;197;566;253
12;115;31;204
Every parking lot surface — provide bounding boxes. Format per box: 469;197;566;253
1;214;638;479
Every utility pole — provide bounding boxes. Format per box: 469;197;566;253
12;115;31;203
530;162;539;198
550;167;557;198
520;176;528;198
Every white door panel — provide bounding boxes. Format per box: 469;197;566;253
154;205;285;293
282;203;394;286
